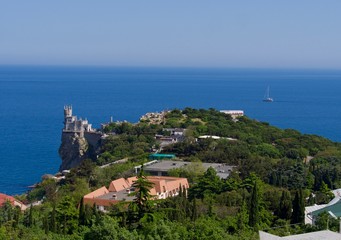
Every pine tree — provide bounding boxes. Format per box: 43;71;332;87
249;181;259;229
56;196;78;234
189;167;222;199
131;166;154;218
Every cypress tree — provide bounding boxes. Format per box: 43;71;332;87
291;189;305;224
191;198;198;221
249;181;259;229
78;197;85;226
13;207;20;228
92;203;101;225
178;184;183;198
207;197;214;217
63;215;66;235
28;205;33;227
84;204;91;226
297;189;305;223
279;190;292;220
270;172;278;186
50;205;56;233
5;202;12;222
182;185;187;198
237;200;249;230
182;186;190;217
177;184;186;219
43;215;49;234
121;211;127;228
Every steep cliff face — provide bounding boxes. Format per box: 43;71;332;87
58;132;89;171
58;131;103;171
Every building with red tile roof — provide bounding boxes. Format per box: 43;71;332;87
0;193;27;211
83;176;189;211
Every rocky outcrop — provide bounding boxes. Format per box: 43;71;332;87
58;132;89;171
58;131;103;171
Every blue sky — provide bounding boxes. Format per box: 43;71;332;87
1;1;341;68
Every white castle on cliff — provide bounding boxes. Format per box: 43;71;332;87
60;106;103;171
63;106;93;134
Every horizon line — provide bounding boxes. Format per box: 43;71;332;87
1;64;341;72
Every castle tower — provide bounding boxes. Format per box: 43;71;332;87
64;105;72;118
63;106;76;131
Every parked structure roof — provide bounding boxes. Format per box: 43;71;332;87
137;160;234;179
259;230;341;240
197;135;237;141
149;153;176;160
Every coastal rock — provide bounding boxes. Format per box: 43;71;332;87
58;132;89;171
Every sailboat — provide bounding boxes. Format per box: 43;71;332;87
263;86;273;102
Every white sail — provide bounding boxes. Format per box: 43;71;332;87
263;86;273;102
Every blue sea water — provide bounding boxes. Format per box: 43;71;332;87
1;66;341;195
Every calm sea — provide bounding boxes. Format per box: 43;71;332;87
1;66;341;195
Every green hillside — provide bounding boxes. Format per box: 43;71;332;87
1;108;341;239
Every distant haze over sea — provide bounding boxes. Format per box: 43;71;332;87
1;66;341;195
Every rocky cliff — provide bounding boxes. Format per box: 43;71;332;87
58;132;89;171
58;131;103;171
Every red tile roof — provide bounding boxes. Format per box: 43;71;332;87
83;176;189;208
0;193;15;206
0;193;27;211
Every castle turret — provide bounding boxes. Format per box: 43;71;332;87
64;105;72;118
63;106;77;131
